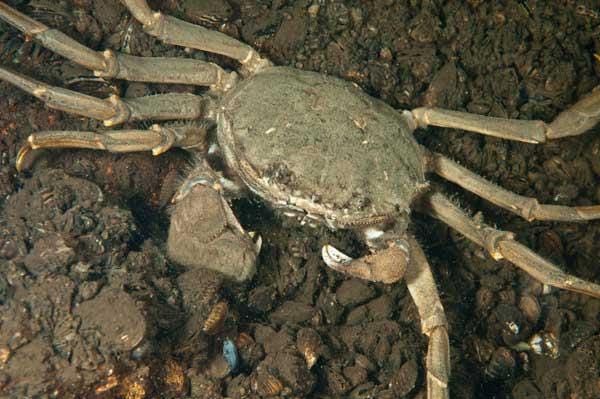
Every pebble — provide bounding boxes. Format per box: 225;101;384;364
223;338;239;374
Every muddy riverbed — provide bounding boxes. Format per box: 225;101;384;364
1;1;599;398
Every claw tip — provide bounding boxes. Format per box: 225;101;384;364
322;244;353;268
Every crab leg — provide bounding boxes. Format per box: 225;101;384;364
0;2;103;70
407;87;600;142
405;237;450;399
0;67;210;126
423;192;600;298
428;151;600;221
16;123;211;172
0;3;236;89
121;0;271;74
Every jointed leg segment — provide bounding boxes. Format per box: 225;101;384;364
0;2;105;71
405;237;449;399
0;2;239;89
96;53;239;91
16;122;212;171
408;86;600;142
121;0;271;75
0;67;210;125
423;192;600;298
427;150;600;222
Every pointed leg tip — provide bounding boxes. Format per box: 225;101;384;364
16;145;32;173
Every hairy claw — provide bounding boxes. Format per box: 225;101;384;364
321;241;409;284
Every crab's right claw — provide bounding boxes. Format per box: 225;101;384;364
322;240;410;284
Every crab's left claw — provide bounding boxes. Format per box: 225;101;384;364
322;240;410;284
168;166;259;282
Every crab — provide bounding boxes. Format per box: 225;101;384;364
2;1;600;398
